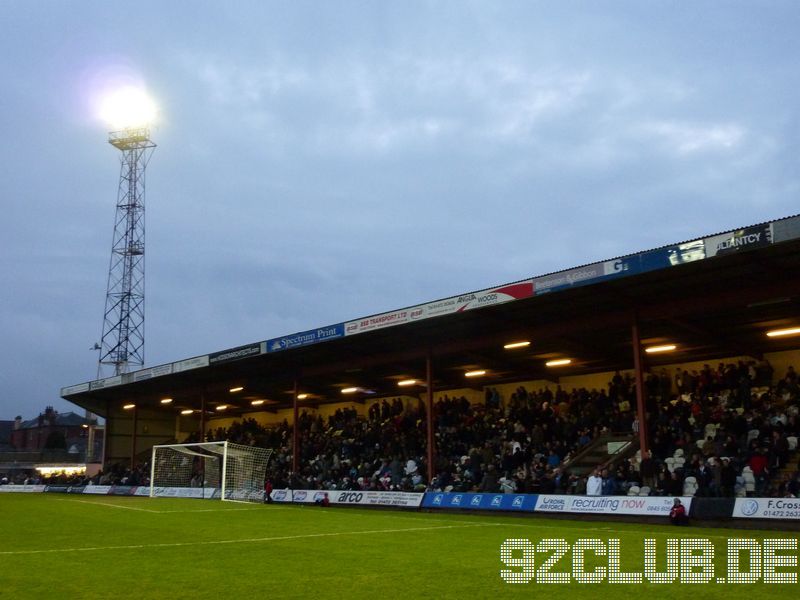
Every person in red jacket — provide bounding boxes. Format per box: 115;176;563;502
670;498;688;525
263;478;273;504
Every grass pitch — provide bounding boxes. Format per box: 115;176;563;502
0;494;797;599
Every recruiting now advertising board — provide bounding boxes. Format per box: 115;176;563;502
534;494;694;516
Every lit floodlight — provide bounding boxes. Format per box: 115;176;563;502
503;341;531;349
645;344;677;354
545;359;571;367
97;86;157;129
767;327;800;338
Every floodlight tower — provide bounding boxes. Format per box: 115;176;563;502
97;127;156;377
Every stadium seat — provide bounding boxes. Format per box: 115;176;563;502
674;449;684;458
788;436;798;451
683;476;698;496
742;466;756;493
627;485;640;496
735;476;746;497
638;486;651;497
696;439;705;449
665;457;676;473
674;457;685;470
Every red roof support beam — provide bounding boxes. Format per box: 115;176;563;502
631;313;649;455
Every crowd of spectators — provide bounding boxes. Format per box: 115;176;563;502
197;360;800;499
10;360;796;499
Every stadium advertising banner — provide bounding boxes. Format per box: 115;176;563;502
173;355;210;372
271;489;423;508
90;375;123;390
266;324;345;353
208;343;262;365
733;498;800;520
329;490;424;507
773;215;800;243
533;263;606;295
0;485;46;493
344;281;533;335
133;363;174;382
83;485;112;495
534;494;693;516
422;492;538;511
704;223;773;258
150;487;219;499
60;382;90;396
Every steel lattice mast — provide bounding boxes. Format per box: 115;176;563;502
98;127;156;377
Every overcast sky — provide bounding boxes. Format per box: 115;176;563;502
1;1;799;418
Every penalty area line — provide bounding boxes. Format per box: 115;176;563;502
0;523;501;556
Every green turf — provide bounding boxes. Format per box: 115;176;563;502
0;494;797;599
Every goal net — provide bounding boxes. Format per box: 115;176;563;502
150;441;273;502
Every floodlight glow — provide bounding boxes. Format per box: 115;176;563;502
229;386;244;393
216;405;228;411
180;409;194;415
398;379;418;387
123;403;136;410
341;387;359;394
465;370;486;378
546;359;571;367
645;344;677;354
160;398;173;404
97;86;157;129
297;393;309;400
251;400;265;406
767;327;800;338
504;341;530;349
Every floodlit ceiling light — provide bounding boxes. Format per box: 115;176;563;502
767;327;800;338
229;386;244;393
297;393;309;400
180;409;194;415
398;379;418;387
503;341;530;349
160;398;173;404
251;400;265;406
81;424;89;428
545;359;571;367
465;370;486;378
97;86;157;129
216;405;228;411
341;387;359;394
645;344;677;354
123;403;136;410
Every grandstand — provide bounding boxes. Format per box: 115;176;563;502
46;214;800;521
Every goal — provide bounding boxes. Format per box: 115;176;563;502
149;441;273;502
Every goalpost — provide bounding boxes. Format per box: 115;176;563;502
150;441;273;502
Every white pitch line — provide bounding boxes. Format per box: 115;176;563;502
54;498;161;513
56;498;292;514
0;523;500;556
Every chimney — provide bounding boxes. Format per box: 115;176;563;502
14;416;22;430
